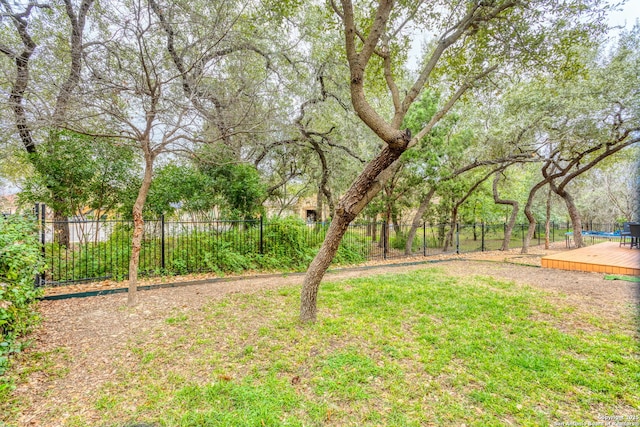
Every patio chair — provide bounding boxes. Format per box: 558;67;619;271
629;223;640;249
620;222;632;246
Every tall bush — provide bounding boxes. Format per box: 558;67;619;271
261;217;316;268
0;215;44;375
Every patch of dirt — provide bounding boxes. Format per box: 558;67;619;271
42;241;568;297
5;242;639;426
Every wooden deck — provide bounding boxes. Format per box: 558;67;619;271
541;242;640;276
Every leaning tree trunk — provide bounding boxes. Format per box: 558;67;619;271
300;145;406;322
521;179;550;254
492;174;519;251
300;214;353;322
128;155;154;307
523;207;537;254
553;186;584;248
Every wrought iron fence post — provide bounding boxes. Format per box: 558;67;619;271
423;221;426;257
481;221;485;252
35;203;46;287
552;221;555;242
522;223;525;246
456;223;460;254
161;213;165;270
382;221;387;260
537;222;541;246
259;216;264;255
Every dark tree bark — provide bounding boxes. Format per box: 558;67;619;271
308;139;334;222
379;185;394;249
299;213;353;321
0;2;39;154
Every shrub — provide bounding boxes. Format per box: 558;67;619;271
203;242;253;274
0;215;44;375
334;231;369;265
390;231;420;251
261;217;316;269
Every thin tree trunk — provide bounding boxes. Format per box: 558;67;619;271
522;205;536;254
52;209;70;247
392;212;400;236
492;173;519;251
405;162;511;255
521;165;559;254
128;155;154;306
405;187;435;255
371;216;377;242
438;222;446;247
443;207;458;252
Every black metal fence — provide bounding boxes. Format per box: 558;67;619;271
32;205;621;286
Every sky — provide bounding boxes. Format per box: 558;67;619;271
406;1;640;71
608;1;640;30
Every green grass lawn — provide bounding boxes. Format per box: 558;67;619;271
4;268;640;426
